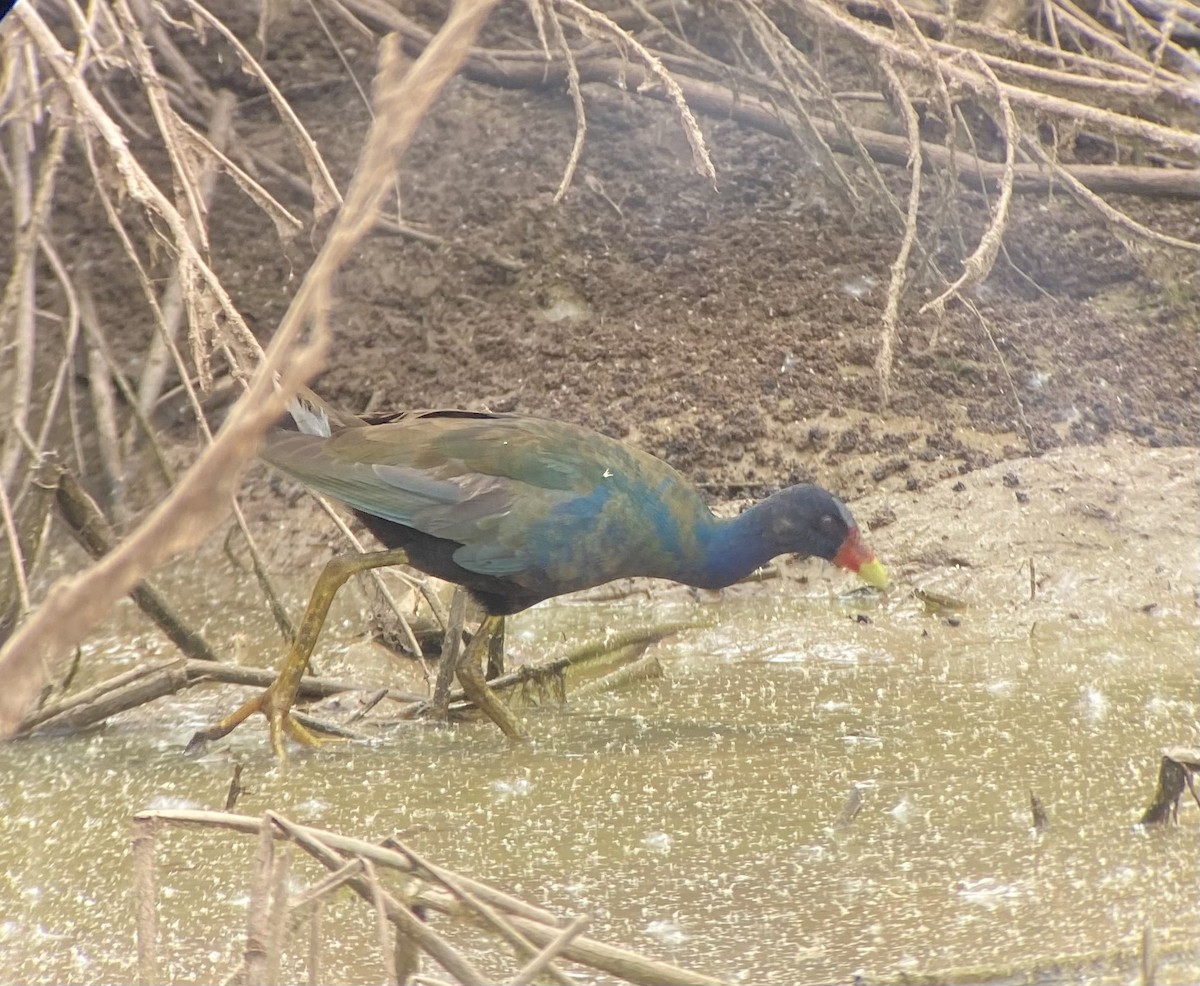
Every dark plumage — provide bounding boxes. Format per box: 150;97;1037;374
190;388;887;757
263;389;888;611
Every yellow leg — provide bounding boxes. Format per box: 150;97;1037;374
454;614;528;743
485;618;505;680
187;547;413;760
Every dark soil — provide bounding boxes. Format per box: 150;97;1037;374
74;5;1200;512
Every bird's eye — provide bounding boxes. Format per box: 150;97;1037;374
819;514;837;531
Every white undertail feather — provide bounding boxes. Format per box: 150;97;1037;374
288;394;332;437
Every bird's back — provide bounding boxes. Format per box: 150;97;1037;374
263;394;716;613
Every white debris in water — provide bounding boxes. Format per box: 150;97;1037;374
644;919;689;945
642;831;672;853
955;878;1022;908
143;795;202;811
769;641;874;665
292;797;331;818
1079;685;1108;722
841;733;883;748
490;777;532;801
888;797;916;824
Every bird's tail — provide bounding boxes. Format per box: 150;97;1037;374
279;385;365;437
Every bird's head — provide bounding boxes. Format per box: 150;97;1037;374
768;486;889;589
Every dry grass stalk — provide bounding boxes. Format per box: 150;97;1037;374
245;815;277;985
364;860;400;984
229;496;297;643
133;89;238;423
739;0;880;212
874;59;924;404
311;492;430;661
270;811;489;985
383;836;578;986
132;815;160;986
921;50;1019;315
180;0;343;221
507;915;590;986
557;0;716;184
541;0;589;202
266;845;293;984
429;588;468;719
135;807;726;986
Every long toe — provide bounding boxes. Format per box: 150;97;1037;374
185;693;266;754
272;708;329;756
187;686;323;761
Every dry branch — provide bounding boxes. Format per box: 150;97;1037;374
52;465;221;663
0;0;503;737
136;808;727;986
349;10;1200;201
132;815;160;985
15;656;425;737
271;812;498;985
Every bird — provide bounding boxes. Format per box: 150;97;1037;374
190;387;887;757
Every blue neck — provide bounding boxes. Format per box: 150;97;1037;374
689;505;775;589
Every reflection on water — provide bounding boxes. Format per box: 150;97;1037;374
1;590;1197;984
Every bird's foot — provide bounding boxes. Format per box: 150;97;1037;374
186;680;335;760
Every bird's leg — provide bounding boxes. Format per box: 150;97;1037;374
485;618;505;680
427;589;468;720
454;614;528;743
187;547;414;759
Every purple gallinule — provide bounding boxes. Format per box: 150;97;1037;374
192;388;887;756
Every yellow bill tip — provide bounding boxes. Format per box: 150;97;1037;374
857;558;889;590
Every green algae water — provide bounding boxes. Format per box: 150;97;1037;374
1;581;1196;985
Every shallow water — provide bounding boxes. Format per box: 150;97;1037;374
1;585;1197;985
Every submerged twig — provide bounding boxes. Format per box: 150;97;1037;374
15;656;424;737
1139;747;1200;825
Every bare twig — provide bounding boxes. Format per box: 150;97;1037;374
245;815;276;986
364;860;399;985
52;466;221;663
266;846;292;985
556;0;716;183
180;0;342;220
133;89;239;424
268;812;489;985
507;915;590;986
874;59;923;403
0;480;31;620
1020;136;1199;252
137;808;726;986
132;815;160;986
354;17;1200;200
0;38;40;490
385;836;577;986
543;1;588;201
921;50;1019;313
0;0;502;735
